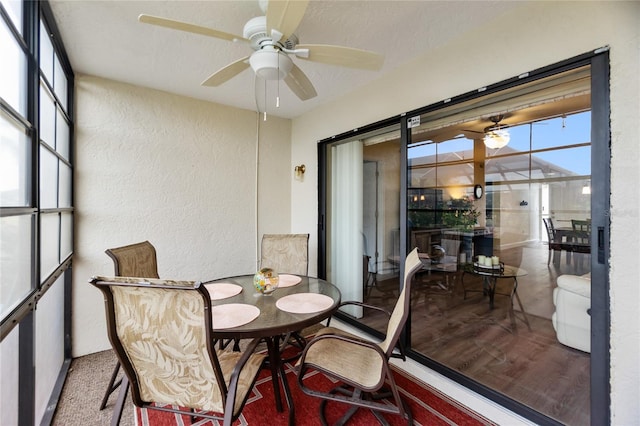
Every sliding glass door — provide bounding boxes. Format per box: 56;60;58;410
318;51;609;425
324;125;402;334
406;67;592;422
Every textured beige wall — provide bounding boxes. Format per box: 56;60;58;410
73;76;291;357
291;2;639;424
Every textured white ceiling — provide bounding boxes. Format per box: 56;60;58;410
49;0;521;119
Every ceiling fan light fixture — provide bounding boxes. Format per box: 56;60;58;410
483;129;510;149
249;47;293;80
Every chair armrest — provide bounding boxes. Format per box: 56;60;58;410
229;337;264;378
223;337;265;413
307;331;380;349
327;301;391;326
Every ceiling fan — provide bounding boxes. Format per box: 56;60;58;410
461;115;511;148
138;0;384;102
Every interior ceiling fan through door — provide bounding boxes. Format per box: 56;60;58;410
138;0;384;101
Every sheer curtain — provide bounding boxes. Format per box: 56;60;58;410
329;140;364;318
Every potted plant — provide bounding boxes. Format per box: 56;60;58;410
443;196;480;230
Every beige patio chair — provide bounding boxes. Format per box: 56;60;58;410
296;248;423;425
260;234;310;353
260;233;309;275
90;276;266;426
100;241;160;421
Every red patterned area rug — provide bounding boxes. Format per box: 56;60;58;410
135;346;495;426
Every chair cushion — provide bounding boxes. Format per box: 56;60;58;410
298;327;385;390
217;350;267;415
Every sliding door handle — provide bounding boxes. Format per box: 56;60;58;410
597;226;605;264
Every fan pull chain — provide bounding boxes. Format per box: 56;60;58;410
276;54;281;108
264;78;268;121
254;74;268;121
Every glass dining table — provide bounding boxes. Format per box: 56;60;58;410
202;274;341;425
461;263;531;331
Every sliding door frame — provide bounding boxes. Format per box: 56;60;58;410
317;49;610;425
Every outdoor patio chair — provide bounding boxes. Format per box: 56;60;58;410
100;241;159;422
90;276;266;426
260;233;310;353
260;233;309;275
296;248;423;425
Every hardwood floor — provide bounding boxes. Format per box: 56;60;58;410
360;242;590;425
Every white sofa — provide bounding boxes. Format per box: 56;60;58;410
551;273;591;353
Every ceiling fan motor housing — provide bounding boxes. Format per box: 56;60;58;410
250;46;293;80
244;16;295;80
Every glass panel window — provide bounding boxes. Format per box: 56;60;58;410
1;0;23;34
0;326;19;424
532;111;591;150
437;137;473;163
485;153;531;182
435;162;474;187
39;83;56;147
533;146;591;177
39;146;58;208
409;165;436;188
0;214;34;319
35;275;65;424
40;212;60;279
54;55;68;111
0;111;30;207
55;110;69;160
0;20;27;115
408;140;436;163
61;212;72;259
39;21;54;83
58;163;71;207
486;122;531;157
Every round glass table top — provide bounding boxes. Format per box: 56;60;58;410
202;275;341;338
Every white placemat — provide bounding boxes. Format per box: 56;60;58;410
278;274;302;288
276;293;334;314
211;304;260;329
204;283;243;300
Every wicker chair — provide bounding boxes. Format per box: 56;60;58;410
296;248;423;425
100;241;160;422
90;276;266;426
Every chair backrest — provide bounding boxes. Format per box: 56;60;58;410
543;218;556;241
571;219;591;233
105;241;159;278
90;276;228;413
379;248;422;357
571;219;591;244
440;237;461;264
260;234;309;275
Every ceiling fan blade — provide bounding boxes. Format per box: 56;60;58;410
284;63;317;101
201;56;251;87
295;44;384;71
266;0;309;42
138;14;247;43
